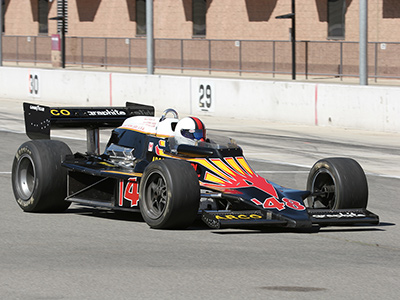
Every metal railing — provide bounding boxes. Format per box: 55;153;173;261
2;35;400;81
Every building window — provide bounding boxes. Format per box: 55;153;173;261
38;0;48;34
136;0;146;35
193;0;206;36
328;0;346;39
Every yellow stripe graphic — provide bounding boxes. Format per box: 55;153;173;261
225;157;246;175
189;158;232;181
236;157;254;176
204;172;227;184
211;158;237;178
102;170;143;177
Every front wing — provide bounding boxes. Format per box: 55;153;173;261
201;208;379;229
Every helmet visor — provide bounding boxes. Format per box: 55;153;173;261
181;129;206;141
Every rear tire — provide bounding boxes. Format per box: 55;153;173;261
12;140;72;212
306;157;368;209
139;159;200;229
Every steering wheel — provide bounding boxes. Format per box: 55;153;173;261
159;108;179;122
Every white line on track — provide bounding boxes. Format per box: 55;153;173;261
365;173;400;180
2;129;400;180
247;157;312;169
0;128;87;141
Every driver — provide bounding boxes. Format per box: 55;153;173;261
174;117;206;145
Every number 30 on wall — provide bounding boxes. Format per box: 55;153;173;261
28;72;40;97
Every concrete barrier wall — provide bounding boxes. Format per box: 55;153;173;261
0;66;399;132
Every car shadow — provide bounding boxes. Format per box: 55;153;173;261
65;207;145;223
64;206;212;230
62;207;392;233
211;223;391;235
211;226;321;235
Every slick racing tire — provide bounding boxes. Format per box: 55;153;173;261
306;157;368;209
12;140;72;213
139;159;200;229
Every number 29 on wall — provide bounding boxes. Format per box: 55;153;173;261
198;83;214;112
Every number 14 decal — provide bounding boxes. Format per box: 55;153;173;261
119;178;139;207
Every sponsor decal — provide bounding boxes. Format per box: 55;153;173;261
51;109;70;116
215;214;263;220
148;142;154;152
121;117;158;134
312;212;366;219
15;147;32;161
29;105;45;112
87;109;126;116
152;156;164;161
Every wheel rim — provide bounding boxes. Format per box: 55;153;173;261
309;169;336;209
15;154;36;200
144;172;168;219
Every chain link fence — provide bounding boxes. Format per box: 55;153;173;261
2;35;400;81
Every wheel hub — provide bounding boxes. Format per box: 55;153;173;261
16;155;36;200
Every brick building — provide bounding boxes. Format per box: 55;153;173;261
2;0;400;42
1;1;400;78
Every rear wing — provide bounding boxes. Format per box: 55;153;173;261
23;102;154;154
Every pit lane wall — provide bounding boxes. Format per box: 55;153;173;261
0;66;399;133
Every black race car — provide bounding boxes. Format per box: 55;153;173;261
12;102;379;229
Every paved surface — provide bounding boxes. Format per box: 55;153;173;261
0;98;399;299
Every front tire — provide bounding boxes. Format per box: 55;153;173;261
12;140;72;212
139;159;200;229
306;157;368;209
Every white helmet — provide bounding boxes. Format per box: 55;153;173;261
174;117;206;145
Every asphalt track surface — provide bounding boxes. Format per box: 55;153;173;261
1;99;400;299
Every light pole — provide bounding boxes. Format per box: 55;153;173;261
276;0;296;80
359;0;368;85
146;0;154;74
49;0;66;68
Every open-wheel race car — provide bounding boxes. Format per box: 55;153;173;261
12;102;379;230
